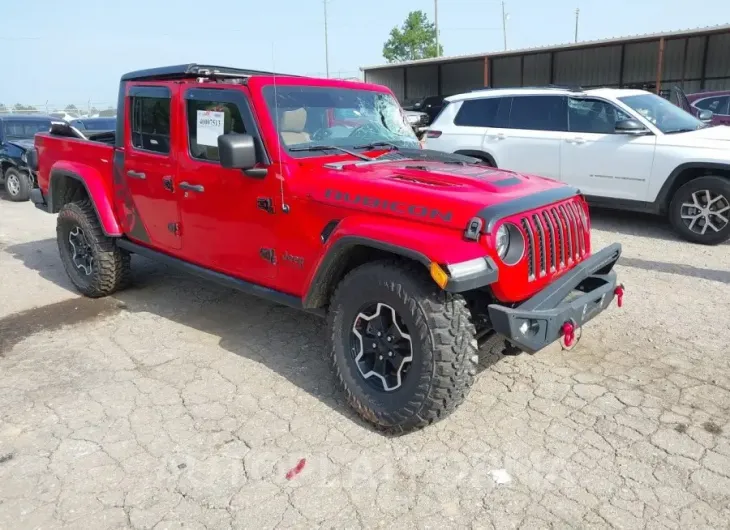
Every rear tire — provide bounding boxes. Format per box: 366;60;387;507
669;176;730;245
57;200;131;297
328;260;478;433
3;168;30;202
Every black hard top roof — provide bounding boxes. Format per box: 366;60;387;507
0;114;55;121
121;63;297;82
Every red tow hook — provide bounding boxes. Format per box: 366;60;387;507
561;321;575;347
614;284;625;308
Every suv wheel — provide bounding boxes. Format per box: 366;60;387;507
669;176;730;245
57;200;132;297
3;168;31;202
328;260;478;433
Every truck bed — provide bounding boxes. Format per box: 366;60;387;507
34;132;116;205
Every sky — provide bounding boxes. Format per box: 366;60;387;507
2;0;730;111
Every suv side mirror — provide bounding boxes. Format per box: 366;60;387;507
218;133;258;170
615;119;649;135
698;109;713;123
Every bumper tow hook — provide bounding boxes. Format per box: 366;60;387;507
561;321;576;348
614;284;625;308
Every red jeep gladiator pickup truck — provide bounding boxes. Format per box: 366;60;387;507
31;64;623;432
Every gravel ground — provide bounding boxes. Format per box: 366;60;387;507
1;198;729;529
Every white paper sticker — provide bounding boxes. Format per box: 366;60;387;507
196;110;225;147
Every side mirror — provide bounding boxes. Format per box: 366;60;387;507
218;133;257;169
698;109;713;123
615;119;649;135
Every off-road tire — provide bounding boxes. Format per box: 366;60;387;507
328;260;478;433
669;176;730;245
3;167;31;202
57;200;131;298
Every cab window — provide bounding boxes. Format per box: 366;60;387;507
186;99;246;162
130;96;170;154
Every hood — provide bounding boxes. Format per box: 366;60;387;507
659;125;730;149
300;158;569;231
6;138;34;151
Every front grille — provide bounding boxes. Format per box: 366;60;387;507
520;200;589;282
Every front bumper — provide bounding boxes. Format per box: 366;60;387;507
487;243;622;354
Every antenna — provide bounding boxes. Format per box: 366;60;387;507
271;43;289;213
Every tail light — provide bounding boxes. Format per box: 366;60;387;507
426;130;442;138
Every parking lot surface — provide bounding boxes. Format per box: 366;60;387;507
1;199;729;529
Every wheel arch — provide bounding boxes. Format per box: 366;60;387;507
454;149;496;167
49;166;122;237
656;162;730;214
303;236;431;309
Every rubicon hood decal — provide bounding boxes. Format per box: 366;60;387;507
324;189;453;222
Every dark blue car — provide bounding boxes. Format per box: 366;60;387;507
0;114;53;201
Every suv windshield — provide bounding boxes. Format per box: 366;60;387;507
263;85;420;155
4;119;51;139
618;93;705;134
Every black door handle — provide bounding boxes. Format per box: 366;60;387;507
179;182;204;193
127;170;146;179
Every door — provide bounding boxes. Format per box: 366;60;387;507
691;94;730;126
123;85;182;250
482;95;566;181
560;97;656;200
176;87;278;282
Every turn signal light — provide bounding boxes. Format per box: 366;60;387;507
429;262;449;289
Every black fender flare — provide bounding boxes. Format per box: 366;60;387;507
303;236;430;309
454;150;496;167
655;162;730;212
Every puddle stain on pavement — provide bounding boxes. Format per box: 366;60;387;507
0;297;125;355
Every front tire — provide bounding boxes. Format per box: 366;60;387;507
328;260;478;433
669;176;730;245
57;200;131;297
3;168;31;202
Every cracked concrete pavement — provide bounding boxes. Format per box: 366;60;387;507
1;199;729;529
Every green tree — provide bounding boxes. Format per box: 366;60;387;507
13;103;38;113
0;103;7;113
383;10;442;63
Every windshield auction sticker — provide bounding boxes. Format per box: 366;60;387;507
197;110;225;147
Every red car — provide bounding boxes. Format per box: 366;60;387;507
30;64;623;432
686;90;730;126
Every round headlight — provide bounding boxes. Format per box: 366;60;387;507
496;225;510;259
495;223;525;266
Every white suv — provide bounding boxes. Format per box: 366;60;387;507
424;86;730;245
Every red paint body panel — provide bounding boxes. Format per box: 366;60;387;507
35;134;122;236
34;71;601;304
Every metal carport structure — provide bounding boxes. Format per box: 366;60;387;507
361;24;730;103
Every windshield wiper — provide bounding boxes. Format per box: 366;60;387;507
664;127;700;134
288;144;371;161
353;141;400;151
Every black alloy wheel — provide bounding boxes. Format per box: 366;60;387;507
350;302;413;392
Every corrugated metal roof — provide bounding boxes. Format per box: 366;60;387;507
361;24;730;71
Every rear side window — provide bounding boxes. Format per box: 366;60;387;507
454;97;502;127
508;96;567;132
130;96;170;154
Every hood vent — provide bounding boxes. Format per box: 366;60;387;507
390;175;460;187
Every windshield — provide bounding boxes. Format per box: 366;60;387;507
263;85;420;155
82;118;116;131
618;93;705;134
4;120;51;139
